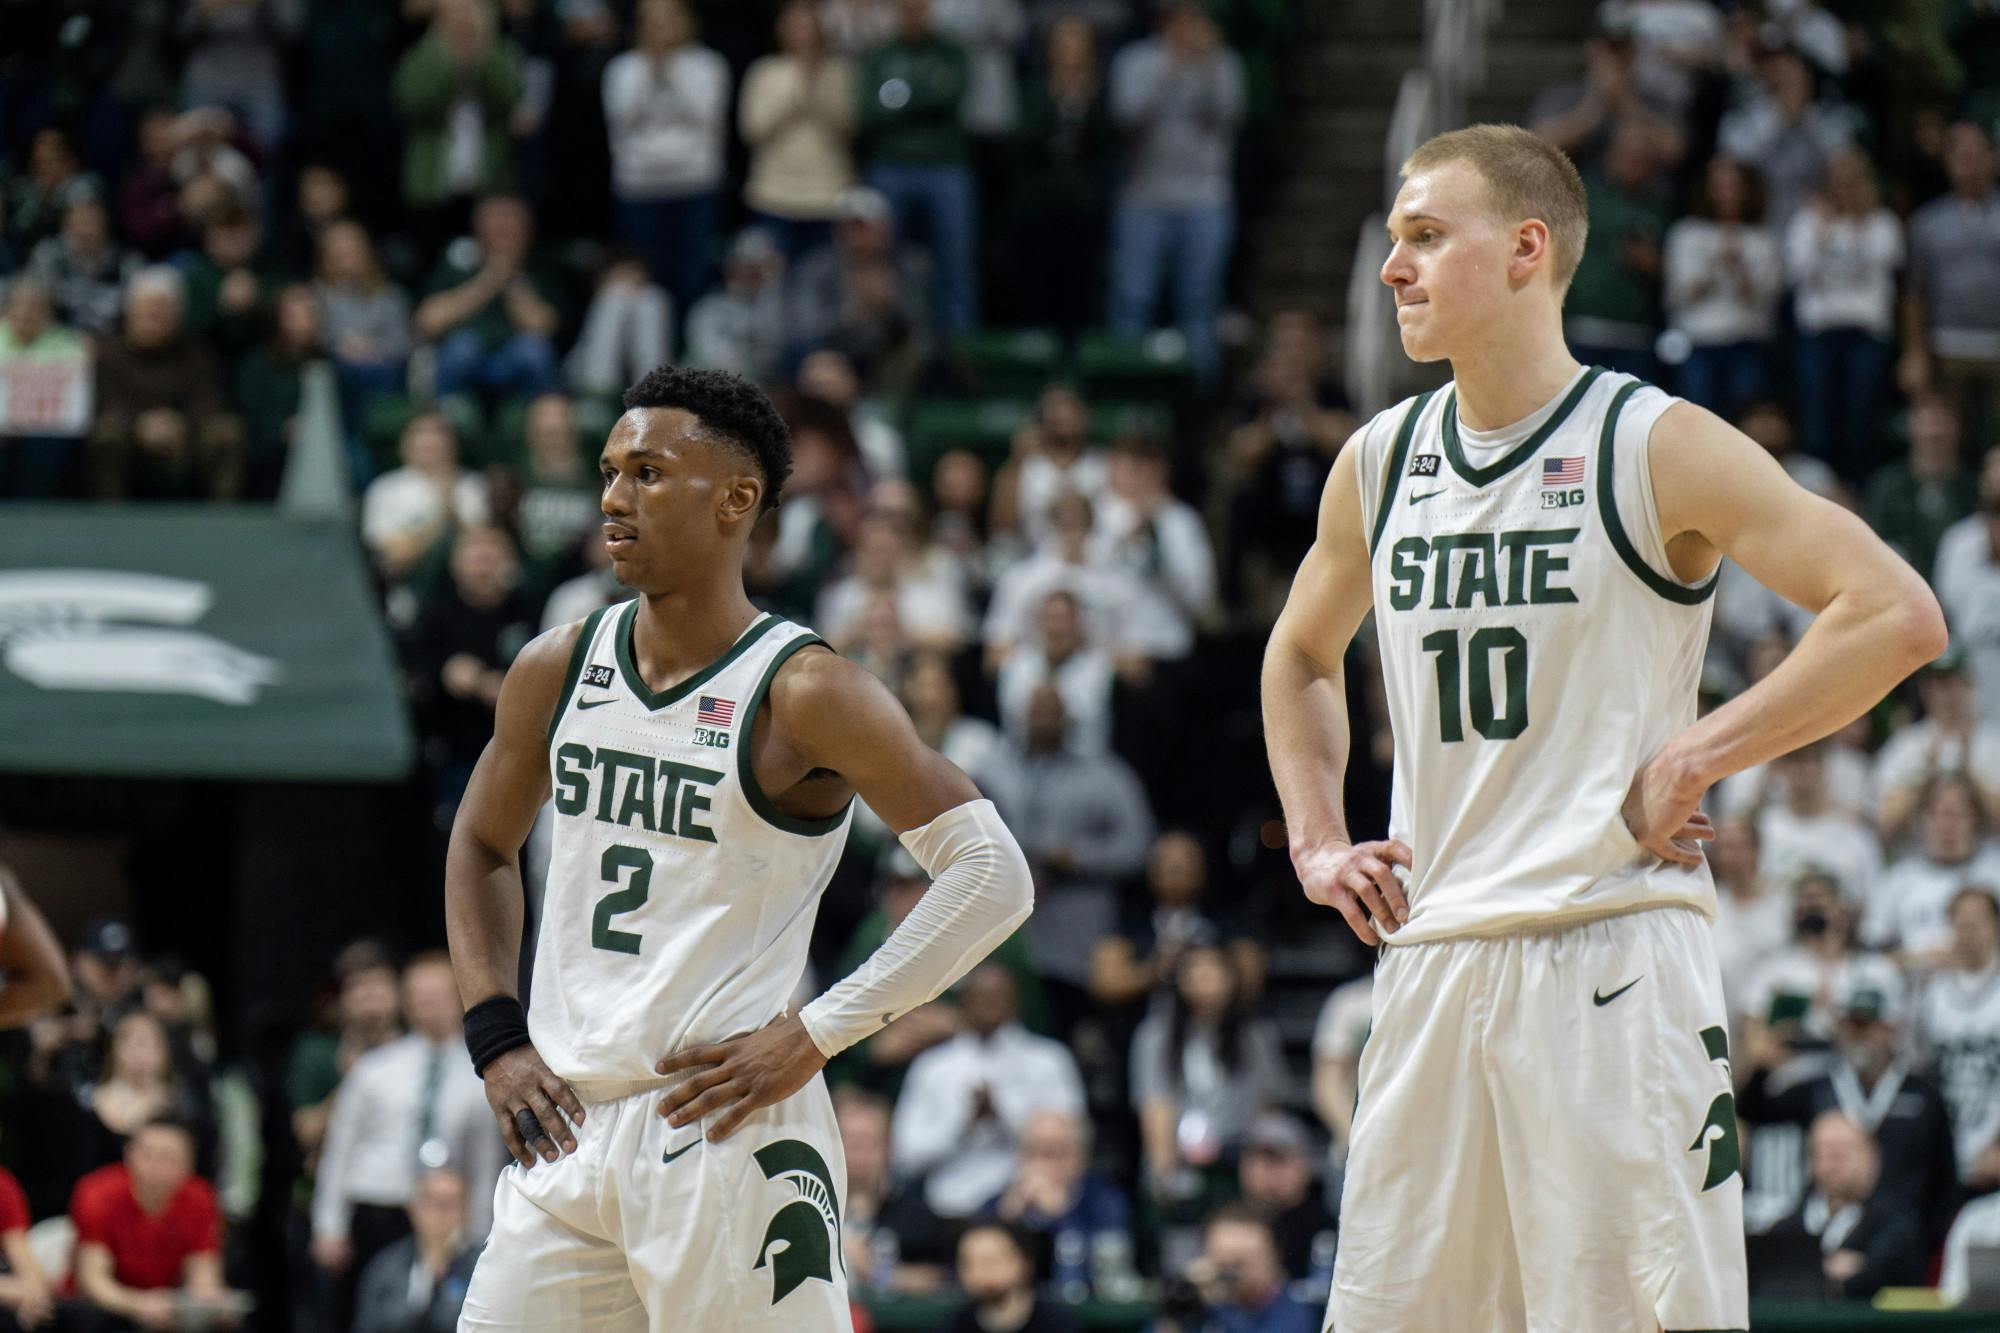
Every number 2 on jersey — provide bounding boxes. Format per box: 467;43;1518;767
593;844;651;954
1421;626;1528;742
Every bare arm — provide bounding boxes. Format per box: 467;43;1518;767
1632;403;1946;823
413;267;508;341
1310;1053;1358;1151
75;1244;152;1323
0;869;70;1027
444;620;589;1167
1260;437;1411;943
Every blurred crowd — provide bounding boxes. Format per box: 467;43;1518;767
7;0;2000;1327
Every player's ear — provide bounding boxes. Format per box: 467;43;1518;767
719;473;764;524
1510;218;1552;287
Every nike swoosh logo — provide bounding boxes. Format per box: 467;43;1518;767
661;1139;700;1165
1408;490;1446;504
1593;977;1643;1007
576;697;617;710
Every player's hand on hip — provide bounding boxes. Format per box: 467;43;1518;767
1291;838;1413;945
1620;753;1714;868
482;1044;586;1167
656;1013;828;1143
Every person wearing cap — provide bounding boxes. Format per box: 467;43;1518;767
1874;640;2000;844
684;229;787;382
1758;1112;1927;1302
1737;956;1960;1249
1860;771;2000;962
783;185;931;378
1235;1111;1337;1299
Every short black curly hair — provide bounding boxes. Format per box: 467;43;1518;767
622;365;793;513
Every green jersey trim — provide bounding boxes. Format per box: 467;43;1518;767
737;634;854;837
1368;390;1437;556
547;605;612;749
1595;382;1719;605
1439;366;1604;488
614;603;781;711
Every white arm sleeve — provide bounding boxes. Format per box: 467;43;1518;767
798;798;1032;1058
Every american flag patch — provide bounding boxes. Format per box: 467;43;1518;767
1542;456;1585;487
696;696;736;727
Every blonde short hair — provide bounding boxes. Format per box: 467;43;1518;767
1402;123;1589;291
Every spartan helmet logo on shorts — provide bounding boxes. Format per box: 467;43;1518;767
751;1139;843;1305
1688;1025;1742;1192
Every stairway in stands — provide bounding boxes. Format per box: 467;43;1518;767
1246;0;1602;324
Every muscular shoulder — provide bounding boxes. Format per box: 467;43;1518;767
765;644;901;754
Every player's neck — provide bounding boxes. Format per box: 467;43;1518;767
1447;327;1583;434
630;585;763;684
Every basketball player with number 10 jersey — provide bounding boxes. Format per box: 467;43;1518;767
1262;125;1945;1332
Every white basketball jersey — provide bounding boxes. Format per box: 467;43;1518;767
531;601;853;1084
1918;964;2000;1176
1354;366;1719;945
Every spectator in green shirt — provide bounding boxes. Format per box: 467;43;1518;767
857;0;979;331
1866;392;1978;580
392;0;525;258
1564;120;1669;381
413;196;565;402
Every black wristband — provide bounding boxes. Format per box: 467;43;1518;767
464;996;531;1076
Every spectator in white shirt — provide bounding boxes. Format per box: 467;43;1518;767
1789;149;1902;481
891;966;1085;1217
1873;645;2000;844
1933;445;2000;723
991;383;1108;553
1860;774;2000;964
984;490;1139;669
565;254;674;399
1596;0;1722;128
311;955;503;1316
1915;887;2000;1188
1664;155;1780;417
1756;741;1882;907
360;414;491;584
998;592;1117;757
1091;433;1217;661
1711;816;1794;1020
603;0;732;317
816;507;969;650
1940;1189;2000;1307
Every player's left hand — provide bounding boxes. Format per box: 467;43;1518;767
656;1013;828;1142
1620;749;1715;868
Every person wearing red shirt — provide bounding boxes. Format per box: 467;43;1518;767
0;1163;54;1330
66;1117;245;1332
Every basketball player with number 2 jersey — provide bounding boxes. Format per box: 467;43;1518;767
1261;125;1946;1332
445;367;1032;1330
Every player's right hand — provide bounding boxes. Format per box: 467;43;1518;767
1291;838;1413;945
482;1043;586;1167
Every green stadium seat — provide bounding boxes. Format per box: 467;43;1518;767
1075;330;1193;402
905;396;1034;482
949;328;1064;396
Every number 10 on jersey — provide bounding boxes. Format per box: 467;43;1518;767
1420;626;1528;741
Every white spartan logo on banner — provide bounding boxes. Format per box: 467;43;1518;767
0;571;281;705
